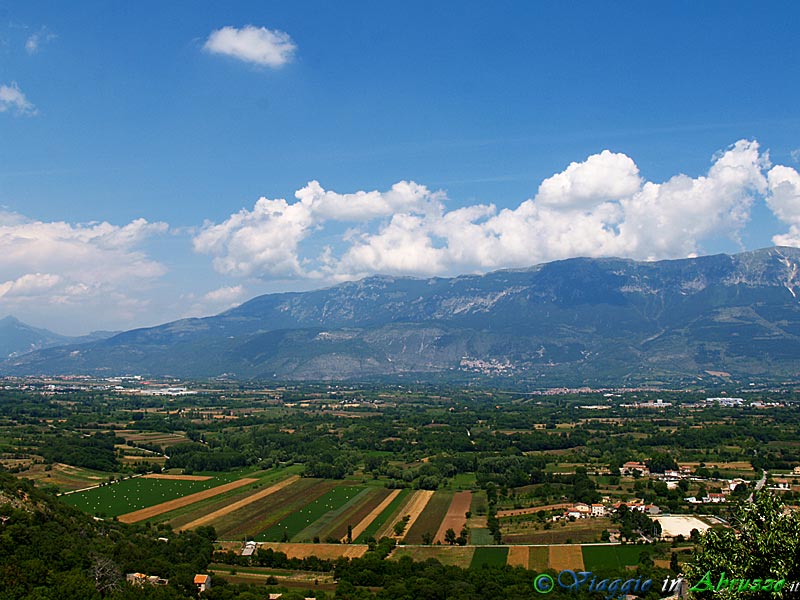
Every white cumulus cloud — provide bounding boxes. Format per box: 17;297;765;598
179;285;247;319
196;140;786;283
536;149;642;210
204;25;296;67
203;285;246;305
0;214;168;325
0;82;36;116
0;273;61;299
767;165;800;247
193;180;442;278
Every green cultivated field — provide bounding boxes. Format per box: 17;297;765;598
293;487;375;542
316;487;391;541
390;546;476;568
354;488;411;543
61;469;255;517
448;473;477;489
581;545;644;570
259;486;363;542
469;527;494;545
470;547;509;568
62;477;218;516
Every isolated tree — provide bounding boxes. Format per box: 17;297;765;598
686;491;800;596
444;528;457;545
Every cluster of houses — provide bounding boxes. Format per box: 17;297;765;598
620;461;651;476
560;503;605;519
685;493;726;504
621;461;738;504
126;572;211;593
620;460;800;503
556;499;660;521
619;461;694;479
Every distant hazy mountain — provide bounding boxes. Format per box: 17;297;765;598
0;316;117;359
6;247;800;386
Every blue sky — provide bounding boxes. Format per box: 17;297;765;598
1;1;800;334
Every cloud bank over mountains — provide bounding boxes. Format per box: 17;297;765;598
2;139;800;331
0;216;167;328
195;139;800;282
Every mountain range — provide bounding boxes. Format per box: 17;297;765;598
0;316;115;360
5;247;800;386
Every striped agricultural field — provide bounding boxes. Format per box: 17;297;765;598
292;487;375;542
215;479;335;540
404;491;453;544
354;488;411;543
345;488;401;542
375;490;434;540
178;475;300;531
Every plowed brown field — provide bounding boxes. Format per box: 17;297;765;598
434;491;472;543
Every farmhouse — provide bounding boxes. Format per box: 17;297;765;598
560;502;595;519
591;503;606;517
126;572;168;586
704;493;726;503
620;461;650;476
242;540;258;556
194;573;211;592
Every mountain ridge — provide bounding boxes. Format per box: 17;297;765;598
0;315;117;360
5;246;800;386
